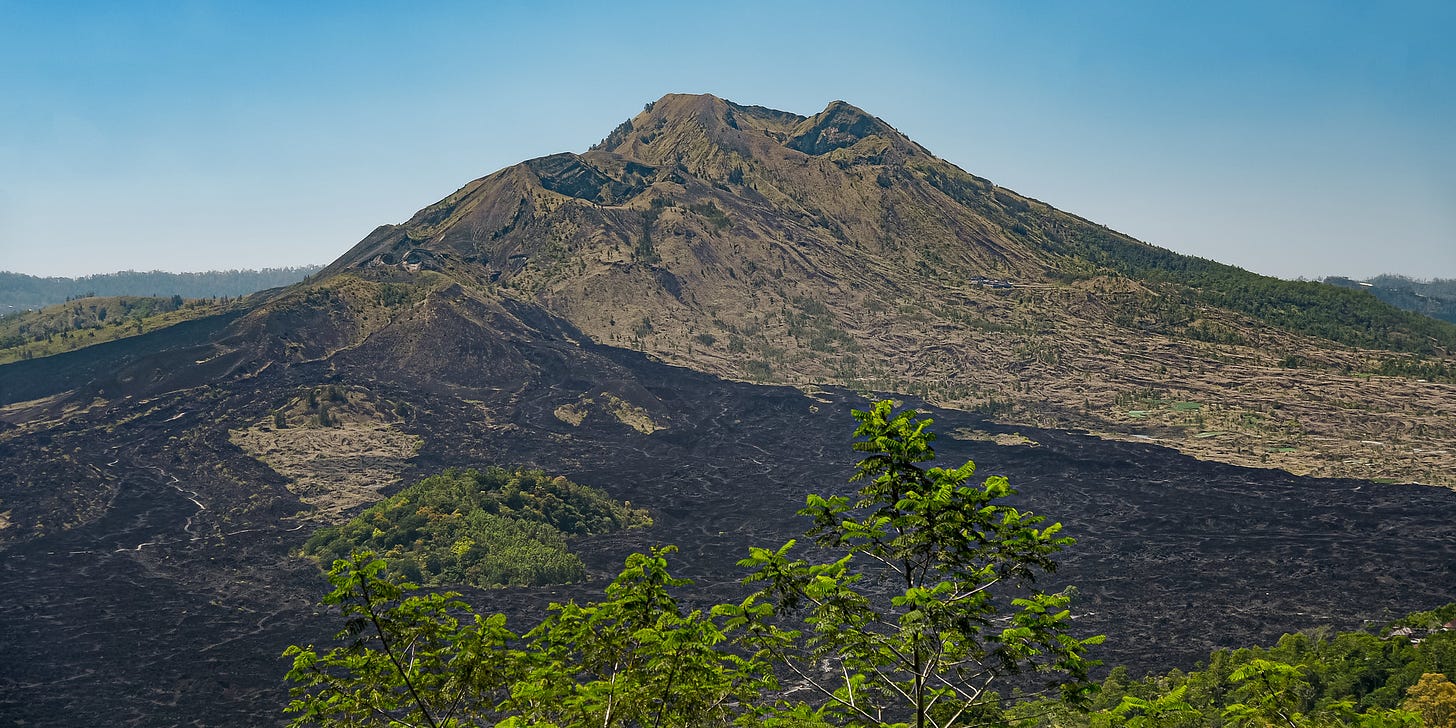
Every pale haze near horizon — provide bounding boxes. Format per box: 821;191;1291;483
1;1;1451;281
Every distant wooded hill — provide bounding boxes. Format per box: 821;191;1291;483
1325;275;1456;325
0;266;322;312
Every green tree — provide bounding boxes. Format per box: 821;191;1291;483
1222;659;1313;727
284;549;771;728
1403;673;1456;728
507;546;771;727
726;400;1102;728
1216;658;1418;727
1104;686;1201;727
282;552;518;727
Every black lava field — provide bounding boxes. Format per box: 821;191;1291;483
2;332;1454;726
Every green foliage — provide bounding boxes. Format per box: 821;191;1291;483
375;283;417;308
1008;611;1456;727
301;467;651;588
923;168;1456;355
785;298;856;353
1221;658;1316;726
1366;356;1456;383
285;548;772;727
636;206;661;264
729;400;1102;727
0;294;223;362
1106;685;1201;727
283;553;518;727
743;359;772;380
284;403;1456;728
1185;320;1248;346
285;402;1100;727
1387;603;1456;632
1038;223;1456;355
509;546;773;727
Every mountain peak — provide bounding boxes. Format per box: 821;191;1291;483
327;93;1004;278
786;99;913;156
638;92;729;121
591;94;922;170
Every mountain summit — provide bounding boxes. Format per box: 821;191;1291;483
329;94;1039;286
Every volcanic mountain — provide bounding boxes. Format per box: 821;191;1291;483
322;93;1454;485
2;94;1455;725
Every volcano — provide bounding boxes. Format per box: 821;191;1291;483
2;94;1454;726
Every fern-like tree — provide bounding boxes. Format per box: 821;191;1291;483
724;399;1103;728
1104;686;1202;727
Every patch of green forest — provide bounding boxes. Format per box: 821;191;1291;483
918;167;1456;356
300;467;652;588
1010;604;1456;726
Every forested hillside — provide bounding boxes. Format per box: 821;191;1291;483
1326;275;1456;325
0;295;234;364
1011;603;1456;726
0;266;320;312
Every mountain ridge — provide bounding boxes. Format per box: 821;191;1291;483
0;266;322;312
1325;274;1456;325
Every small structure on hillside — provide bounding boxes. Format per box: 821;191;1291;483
969;276;1014;289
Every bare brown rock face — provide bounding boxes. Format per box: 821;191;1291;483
2;94;1455;725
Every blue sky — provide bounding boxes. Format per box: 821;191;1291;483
2;1;1452;279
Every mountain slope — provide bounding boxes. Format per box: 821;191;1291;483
318;93;1456;486
0;295;238;365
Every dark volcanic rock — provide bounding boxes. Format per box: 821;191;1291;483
2;311;1455;725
